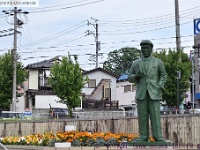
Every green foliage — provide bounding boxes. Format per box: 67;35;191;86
153;49;192;107
86;138;96;146
71;139;81;146
47;138;59;147
48;53;87;117
103;47;140;75
0;51;28;110
95;137;105;146
104;137;118;146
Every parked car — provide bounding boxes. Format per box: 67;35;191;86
49;108;78;119
160;105;177;115
189;109;200;114
0;111;25;120
160;103;192;115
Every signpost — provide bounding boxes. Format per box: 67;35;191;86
194;18;200;35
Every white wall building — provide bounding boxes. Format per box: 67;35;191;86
116;74;137;116
16;58;119;112
82;68;118;101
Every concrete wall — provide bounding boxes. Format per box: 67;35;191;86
0;114;200;145
16;95;26;112
35;95;67;109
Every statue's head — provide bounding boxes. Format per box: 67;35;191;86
140;40;153;58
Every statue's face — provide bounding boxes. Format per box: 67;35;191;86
141;45;152;58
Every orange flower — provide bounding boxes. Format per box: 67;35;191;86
149;137;155;142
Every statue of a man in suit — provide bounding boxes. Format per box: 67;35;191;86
128;40;167;142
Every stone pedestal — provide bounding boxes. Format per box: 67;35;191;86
131;146;173;150
129;140;172;146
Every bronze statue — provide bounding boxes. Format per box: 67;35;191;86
128;40;167;142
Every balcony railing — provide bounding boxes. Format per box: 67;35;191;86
82;100;118;110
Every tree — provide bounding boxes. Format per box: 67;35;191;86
103;47;140;75
48;54;87;117
0;51;28;110
153;49;192;107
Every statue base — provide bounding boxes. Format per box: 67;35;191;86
126;141;173;150
129;140;172;146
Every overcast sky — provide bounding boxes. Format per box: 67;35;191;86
0;0;199;70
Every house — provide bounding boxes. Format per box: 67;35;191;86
16;57;119;112
81;67;119;110
16;56;70;113
116;74;137;116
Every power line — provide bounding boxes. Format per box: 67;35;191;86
16;4;200;50
20;20;87;48
30;0;93;10
18;43;193;63
0;28;14;33
49;33;88;48
13;34;194;53
0;32;14;37
17;18;192;51
100;21;191;35
98;5;200;23
29;0;106;13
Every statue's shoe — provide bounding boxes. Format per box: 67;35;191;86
133;137;148;142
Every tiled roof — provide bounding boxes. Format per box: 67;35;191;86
25;56;60;69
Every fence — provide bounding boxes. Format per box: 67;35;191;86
30;111;128;120
82;100;119;110
0;114;200;145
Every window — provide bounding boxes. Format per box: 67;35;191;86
38;70;44;86
132;85;136;92
124;85;131;92
44;77;50;87
38;69;51;87
105;88;111;98
88;79;96;88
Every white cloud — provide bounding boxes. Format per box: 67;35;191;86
0;0;199;69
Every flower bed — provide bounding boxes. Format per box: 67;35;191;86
0;131;154;147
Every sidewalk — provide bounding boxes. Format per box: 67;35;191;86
4;145;198;150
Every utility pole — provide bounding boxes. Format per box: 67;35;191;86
177;70;181;112
175;0;181;51
175;0;182;112
13;7;17;112
191;52;195;110
87;18;100;68
2;8;29;111
95;21;99;68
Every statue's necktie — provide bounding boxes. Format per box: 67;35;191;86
144;58;149;73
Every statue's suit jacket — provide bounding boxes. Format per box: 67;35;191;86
128;56;167;100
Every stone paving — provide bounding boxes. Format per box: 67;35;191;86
2;145;198;150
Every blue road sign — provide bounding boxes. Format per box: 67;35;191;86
194;18;200;35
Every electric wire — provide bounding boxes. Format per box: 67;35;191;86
0;2;198;68
29;0;106;13
20;20;87;48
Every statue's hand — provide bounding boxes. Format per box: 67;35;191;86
135;72;143;78
134;73;143;83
